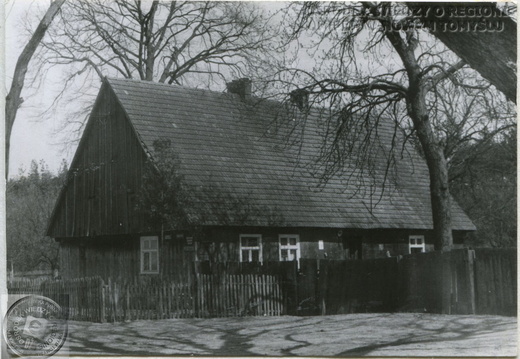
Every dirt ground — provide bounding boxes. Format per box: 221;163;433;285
56;313;516;357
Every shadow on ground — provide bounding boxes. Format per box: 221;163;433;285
64;313;517;357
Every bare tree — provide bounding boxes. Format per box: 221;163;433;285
30;0;278;150
275;2;514;251
5;0;66;178
40;1;276;86
427;73;516;170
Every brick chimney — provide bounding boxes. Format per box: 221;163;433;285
226;78;252;99
290;89;309;111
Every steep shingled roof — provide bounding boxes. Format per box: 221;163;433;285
107;78;475;230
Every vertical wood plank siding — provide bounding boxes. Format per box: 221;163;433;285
59;237;138;281
58;236;191;281
49;85;147;238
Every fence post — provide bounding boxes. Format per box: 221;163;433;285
192;262;199;318
157;284;163;319
467;249;476;314
99;278;106;323
127;284;132;321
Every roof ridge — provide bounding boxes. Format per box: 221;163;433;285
106;77;279;105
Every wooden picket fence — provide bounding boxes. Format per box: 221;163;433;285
7;273;283;322
196;274;283;317
42;277;105;321
104;279;195;322
7;277;47;295
8;277;105;322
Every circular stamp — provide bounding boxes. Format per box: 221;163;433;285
3;295;68;357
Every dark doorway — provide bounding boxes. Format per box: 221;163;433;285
343;236;362;259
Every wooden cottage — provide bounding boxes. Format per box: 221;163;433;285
47;78;475;280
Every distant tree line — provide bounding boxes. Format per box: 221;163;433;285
6;160;67;274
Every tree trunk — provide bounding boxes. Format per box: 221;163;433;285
407;79;453;251
382;20;455;251
144;1;159;81
5;0;66;178
416;123;453;251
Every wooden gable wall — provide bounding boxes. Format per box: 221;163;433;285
48;82;148;239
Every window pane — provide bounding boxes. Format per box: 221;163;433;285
143;252;150;271
417;238;423;245
242;250;249;262
251;250;259;262
281;249;288;259
143;240;150;250
411;247;423;254
280;237;288;246
151;252;158;271
289;237;297;246
243;237;257;247
150;239;158;249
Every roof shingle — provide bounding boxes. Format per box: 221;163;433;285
108;78;475;230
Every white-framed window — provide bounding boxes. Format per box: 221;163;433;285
279;234;300;262
409;235;426;254
140;236;159;274
239;234;262;263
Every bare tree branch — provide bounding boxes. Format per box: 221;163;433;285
6;0;66;178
